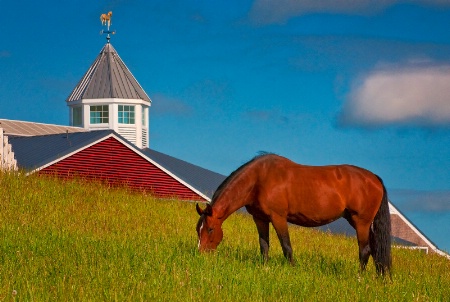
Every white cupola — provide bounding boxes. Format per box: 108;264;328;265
66;28;151;148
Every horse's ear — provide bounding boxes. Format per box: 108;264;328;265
196;203;213;216
196;203;204;216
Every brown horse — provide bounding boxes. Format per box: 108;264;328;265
196;153;391;276
100;11;112;27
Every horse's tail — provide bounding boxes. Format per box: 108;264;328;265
369;176;392;276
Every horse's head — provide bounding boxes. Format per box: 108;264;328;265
196;203;223;252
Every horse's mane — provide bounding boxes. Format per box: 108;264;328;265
211;152;275;205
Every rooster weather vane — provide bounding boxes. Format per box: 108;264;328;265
100;11;116;42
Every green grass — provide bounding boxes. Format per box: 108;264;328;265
1;171;449;301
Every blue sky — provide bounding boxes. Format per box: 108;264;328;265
1;1;449;252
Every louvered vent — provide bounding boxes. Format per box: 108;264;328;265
118;127;136;145
142;128;148;148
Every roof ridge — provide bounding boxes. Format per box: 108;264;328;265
110;45;151;101
0;118;83;128
8;129;113;140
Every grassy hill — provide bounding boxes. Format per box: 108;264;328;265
1;171;449;301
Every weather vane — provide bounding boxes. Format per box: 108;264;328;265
100;11;116;43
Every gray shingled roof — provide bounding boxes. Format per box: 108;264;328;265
66;43;151;102
142;148;226;199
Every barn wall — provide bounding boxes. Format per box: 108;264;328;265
0;130;17;171
38;137;205;201
391;214;433;252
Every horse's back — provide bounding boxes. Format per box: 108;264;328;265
254;155;381;193
249;154;384;226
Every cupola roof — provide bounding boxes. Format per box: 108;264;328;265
66;43;151;103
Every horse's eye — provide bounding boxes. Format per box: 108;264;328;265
208;228;213;234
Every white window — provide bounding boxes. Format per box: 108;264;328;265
72;107;82;126
90;105;109;124
119;105;135;124
142;108;146;126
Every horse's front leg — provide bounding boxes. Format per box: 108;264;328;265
252;216;270;262
271;214;294;264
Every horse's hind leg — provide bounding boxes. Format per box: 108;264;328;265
271;215;294;264
355;222;372;271
252;216;270;262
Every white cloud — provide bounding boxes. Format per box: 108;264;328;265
249;0;450;24
339;63;450;128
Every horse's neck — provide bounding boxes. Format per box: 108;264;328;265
212;171;255;222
